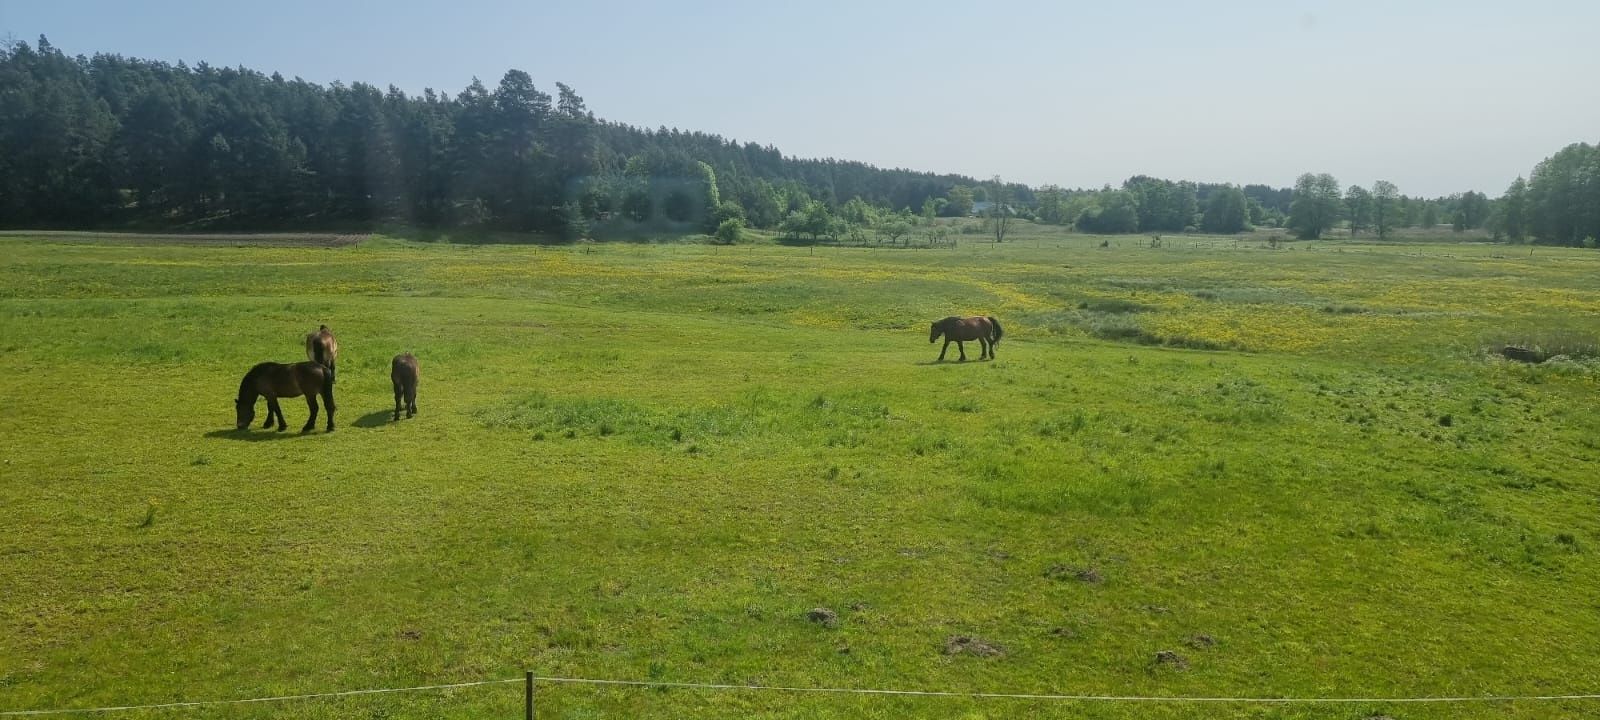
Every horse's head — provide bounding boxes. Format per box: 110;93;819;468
235;397;254;430
929;322;942;344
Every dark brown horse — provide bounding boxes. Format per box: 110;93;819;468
930;315;1003;362
235;361;336;433
305;325;338;382
391;353;419;421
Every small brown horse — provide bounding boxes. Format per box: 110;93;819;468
391;353;419;421
305;325;338;381
930;315;1003;362
235;361;336;433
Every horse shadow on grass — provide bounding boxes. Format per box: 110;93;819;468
352;411;395;428
203;428;324;442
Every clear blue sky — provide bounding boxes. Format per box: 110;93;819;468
4;0;1597;196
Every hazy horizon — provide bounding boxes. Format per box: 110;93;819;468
5;0;1597;197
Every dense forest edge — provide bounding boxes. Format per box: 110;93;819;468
2;36;1596;246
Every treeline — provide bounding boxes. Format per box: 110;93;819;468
0;37;1020;236
2;37;1593;246
1028;176;1483;238
1490;143;1600;246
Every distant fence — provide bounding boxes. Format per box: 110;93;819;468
4;673;1599;717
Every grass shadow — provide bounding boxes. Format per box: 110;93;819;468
352;410;395;428
203;428;320;442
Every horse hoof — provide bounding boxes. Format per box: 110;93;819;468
276;426;287;432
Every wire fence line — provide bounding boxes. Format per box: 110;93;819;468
0;679;520;717
4;675;1599;717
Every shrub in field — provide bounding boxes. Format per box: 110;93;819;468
714;218;744;245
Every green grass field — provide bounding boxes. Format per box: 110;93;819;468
2;230;1599;719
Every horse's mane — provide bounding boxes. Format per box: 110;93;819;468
238;362;271;400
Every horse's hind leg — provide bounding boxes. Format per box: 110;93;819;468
405;384;417;418
322;384;336;432
393;382;403;421
302;395;319;433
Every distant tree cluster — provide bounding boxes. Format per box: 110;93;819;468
0;37;1013;236
1489;143;1600;246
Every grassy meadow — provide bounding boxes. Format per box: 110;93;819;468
2;228;1599;719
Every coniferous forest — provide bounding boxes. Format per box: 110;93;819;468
2;37;1596;245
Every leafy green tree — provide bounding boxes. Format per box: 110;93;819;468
1076;190;1140;233
780;200;837;242
714;217;744;244
1526;143;1600;245
1344;185;1373;236
1123;176;1198;232
1492;177;1529;242
839;196;879;227
878;218;913;245
1371;181;1400;239
1201;185;1249;233
558;201;588;240
945;185;975;217
696;161;720;231
1421;202;1439;228
1452;191;1490;231
1288;173;1342;239
740;179;783;229
988;176;1013;242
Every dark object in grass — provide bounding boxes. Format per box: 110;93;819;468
943;635;1004;657
1044;564;1102;583
806;607;838;628
1501;346;1545;364
1185;634;1216;649
929;315;1003;362
391;353;419;420
235;361;335;433
1438;414;1453;427
1153;650;1189;669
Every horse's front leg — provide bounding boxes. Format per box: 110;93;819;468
938;339;951;361
957;340;967;362
268;397;287;432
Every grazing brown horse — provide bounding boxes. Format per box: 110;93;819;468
305;325;338;382
235;361;336;433
930;315;1004;362
391;353;419;421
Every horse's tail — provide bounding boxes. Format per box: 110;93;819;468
988;316;1003;345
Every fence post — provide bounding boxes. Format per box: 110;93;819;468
525;671;535;720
